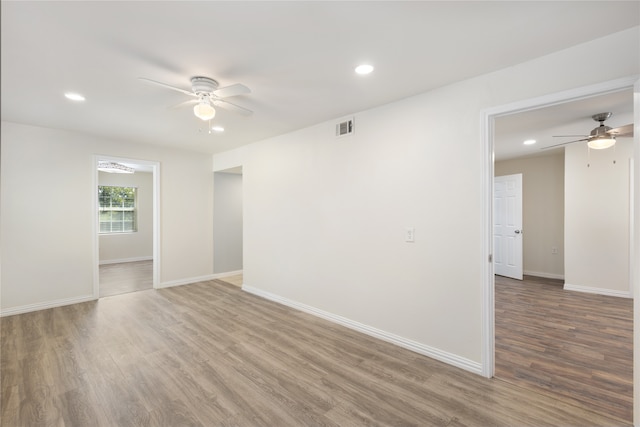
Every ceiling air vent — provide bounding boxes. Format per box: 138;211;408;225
336;118;354;137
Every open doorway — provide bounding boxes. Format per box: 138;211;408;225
93;156;160;298
213;166;243;287
483;79;636;423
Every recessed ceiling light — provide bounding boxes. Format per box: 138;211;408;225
64;92;85;101
355;64;374;75
523;139;536;145
211;126;224;132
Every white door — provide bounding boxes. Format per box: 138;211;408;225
494;173;523;280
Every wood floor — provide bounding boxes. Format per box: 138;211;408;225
218;273;243;288
1;279;630;426
99;260;153;297
495;274;633;424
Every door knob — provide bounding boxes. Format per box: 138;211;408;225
514;229;521;234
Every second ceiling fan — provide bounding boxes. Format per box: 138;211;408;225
546;112;633;150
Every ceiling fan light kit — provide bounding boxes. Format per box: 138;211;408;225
193;100;216;121
587;135;616;150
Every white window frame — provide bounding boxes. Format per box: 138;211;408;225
98;185;138;234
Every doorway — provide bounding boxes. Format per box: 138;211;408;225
482;77;638;421
213;166;243;287
93;156;160;298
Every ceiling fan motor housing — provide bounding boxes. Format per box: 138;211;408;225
191;76;219;95
590;112;613;137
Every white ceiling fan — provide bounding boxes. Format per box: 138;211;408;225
139;76;252;121
545;112;633;150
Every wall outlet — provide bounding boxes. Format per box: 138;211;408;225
405;227;415;243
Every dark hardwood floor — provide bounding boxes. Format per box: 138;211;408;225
99;260;153;297
495;274;633;424
1;278;631;426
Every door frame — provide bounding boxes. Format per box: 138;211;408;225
480;75;639;381
92;155;161;297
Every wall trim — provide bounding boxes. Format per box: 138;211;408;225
242;285;483;375
99;256;153;265
158;274;218;289
0;295;96;317
523;270;565;280
215;269;243;278
2;271;241;316
158;271;242;289
564;283;633;299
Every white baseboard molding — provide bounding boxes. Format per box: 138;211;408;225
0;295;97;317
99;256;153;265
242;285;482;375
523;270;564;280
2;271;243;316
214;269;243;278
158;274;218;289
564;283;632;299
158;271;243;289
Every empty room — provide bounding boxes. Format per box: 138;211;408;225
2;2;639;426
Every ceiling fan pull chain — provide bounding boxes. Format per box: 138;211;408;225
587;146;591;168
613;144;617;164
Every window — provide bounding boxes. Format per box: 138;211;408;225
98;186;137;233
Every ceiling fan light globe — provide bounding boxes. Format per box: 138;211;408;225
587;137;616;150
193;103;216;121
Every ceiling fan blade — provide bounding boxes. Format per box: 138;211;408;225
608;123;634;137
213;99;253;115
139;77;196;97
552;134;589;138
541;138;590;150
168;99;198;109
213;83;251;98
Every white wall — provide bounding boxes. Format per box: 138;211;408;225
495;152;564;279
1;123;214;314
216;27;639;369
565;138;634;296
98;171;153;264
213;171;243;273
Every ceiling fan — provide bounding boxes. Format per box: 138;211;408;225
545;112;633;150
139;76;252;120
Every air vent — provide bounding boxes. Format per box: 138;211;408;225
336;118;354;137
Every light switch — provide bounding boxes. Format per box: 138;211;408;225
405;227;415;243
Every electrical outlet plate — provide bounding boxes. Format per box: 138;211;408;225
405;227;415;242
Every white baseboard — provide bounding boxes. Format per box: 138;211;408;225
242;285;482;375
158;274;218;289
214;269;243;278
0;295;97;317
158;270;243;289
564;283;632;299
523;270;564;280
2;270;244;316
99;256;153;265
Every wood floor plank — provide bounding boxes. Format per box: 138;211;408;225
495;274;633;424
2;276;632;426
99;260;153;297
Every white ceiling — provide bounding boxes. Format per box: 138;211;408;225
2;1;638;156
